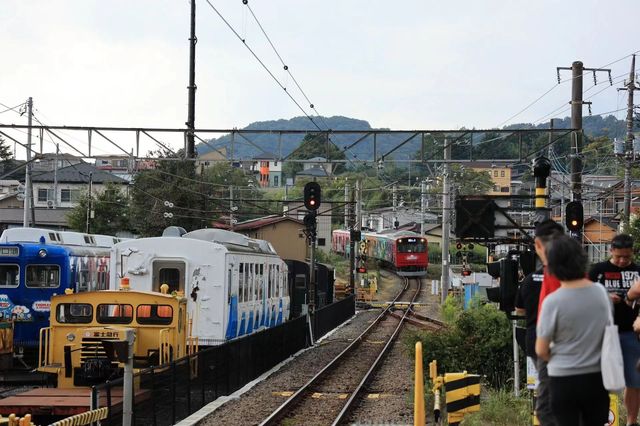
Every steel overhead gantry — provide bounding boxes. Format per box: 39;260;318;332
0;124;577;165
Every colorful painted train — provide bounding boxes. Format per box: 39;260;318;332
109;227;290;346
0;228;121;365
332;229;428;276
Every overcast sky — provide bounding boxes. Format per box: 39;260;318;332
0;1;637;157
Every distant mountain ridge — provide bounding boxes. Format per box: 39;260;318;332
196;114;629;161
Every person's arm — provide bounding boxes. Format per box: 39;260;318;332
535;337;551;361
627;278;640;305
536;296;556;362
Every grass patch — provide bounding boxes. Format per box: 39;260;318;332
460;388;531;426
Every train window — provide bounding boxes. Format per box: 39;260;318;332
0;265;19;287
397;241;427;253
97;304;133;324
267;265;272;298
239;263;245;302
56;303;93;323
26;265;60;288
258;264;263;300
275;265;280;297
228;268;232;304
136;304;173;325
152;261;185;293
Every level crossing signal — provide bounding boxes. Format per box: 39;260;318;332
304;182;321;210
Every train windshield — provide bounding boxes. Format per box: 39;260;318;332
0;265;19;287
56;303;93;323
97;304;133;324
397;240;426;253
26;265;60;288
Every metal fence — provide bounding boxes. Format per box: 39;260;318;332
90;298;355;426
313;295;355;340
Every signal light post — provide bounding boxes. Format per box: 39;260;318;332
303;182;321;344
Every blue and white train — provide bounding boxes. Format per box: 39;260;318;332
109;227;290;346
0;228;119;363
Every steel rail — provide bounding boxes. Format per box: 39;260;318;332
331;278;422;425
259;277;418;426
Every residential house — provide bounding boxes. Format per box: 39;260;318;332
94;155;157;181
31;162;128;209
363;206;437;233
32;153;84;173
195;148;228;174
283;201;333;253
293;157;334;183
251;153;283;188
0;180;21;209
583;216;618;263
216;215;307;262
468;161;512;195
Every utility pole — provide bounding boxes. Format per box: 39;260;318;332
186;0;197;159
392;184;397;229
355;180;362;232
618;54;639;231
349;185;356;292
229;185;234;231
53;143;59;208
200;163;206;228
22;97;33;228
557;62;611;237
344;184;350;229
420;179;426;235
441;138;451;303
85;172;93;233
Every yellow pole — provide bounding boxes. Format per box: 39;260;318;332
414;341;425;426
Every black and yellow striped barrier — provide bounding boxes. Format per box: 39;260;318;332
444;372;481;426
49;407;108;426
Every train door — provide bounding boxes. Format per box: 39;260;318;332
224;257;240;340
152;260;186;294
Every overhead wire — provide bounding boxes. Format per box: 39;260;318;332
203;0;357;167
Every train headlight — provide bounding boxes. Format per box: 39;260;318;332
37;249;47;258
66;333;76;342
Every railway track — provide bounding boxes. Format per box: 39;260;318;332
259;277;423;426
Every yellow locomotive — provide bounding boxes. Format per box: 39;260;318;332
37;282;193;388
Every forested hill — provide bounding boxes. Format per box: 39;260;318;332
196;115;630;161
506;115;628;139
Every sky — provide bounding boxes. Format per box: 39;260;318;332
0;0;638;158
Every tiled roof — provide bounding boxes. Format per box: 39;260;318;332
31;162;128;184
232;215;303;231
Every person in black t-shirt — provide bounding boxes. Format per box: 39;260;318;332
589;234;640;426
515;267;544;362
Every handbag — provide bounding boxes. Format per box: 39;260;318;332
601;305;625;391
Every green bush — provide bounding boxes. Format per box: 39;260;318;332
460;388;531;426
409;296;513;389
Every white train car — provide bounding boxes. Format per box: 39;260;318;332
109;228;290;345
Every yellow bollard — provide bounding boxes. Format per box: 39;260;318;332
414;341;425;426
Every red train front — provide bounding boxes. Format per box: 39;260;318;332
388;233;428;276
332;230;428;276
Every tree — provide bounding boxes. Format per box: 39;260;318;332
0;136;11;161
129;150;203;236
67;183;131;235
283;133;347;178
